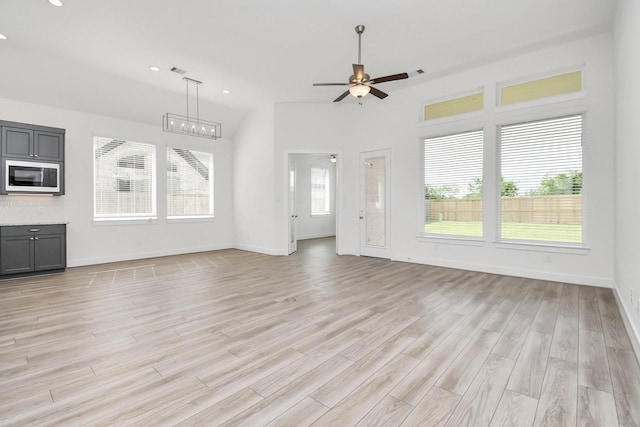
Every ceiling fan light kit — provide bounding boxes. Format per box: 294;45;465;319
349;84;371;98
313;25;421;102
163;77;221;140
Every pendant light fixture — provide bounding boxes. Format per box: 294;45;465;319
163;77;221;140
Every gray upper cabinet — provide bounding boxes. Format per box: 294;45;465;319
1;126;33;159
34;130;64;161
1;121;64;161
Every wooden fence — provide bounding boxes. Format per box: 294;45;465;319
426;195;582;224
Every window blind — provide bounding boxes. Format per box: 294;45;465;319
499;114;583;243
94;137;156;220
311;167;330;215
424;130;483;237
167;148;213;218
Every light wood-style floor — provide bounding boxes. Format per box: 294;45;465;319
1;237;639;426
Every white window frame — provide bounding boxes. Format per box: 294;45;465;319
422;128;485;240
311;166;331;216
93;136;157;222
166;147;214;220
496;113;585;247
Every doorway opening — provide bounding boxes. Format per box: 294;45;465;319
287;153;339;255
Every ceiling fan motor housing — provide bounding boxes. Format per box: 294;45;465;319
350;73;370;84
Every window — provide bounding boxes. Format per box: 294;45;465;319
499;114;583;243
94;137;156;220
311;167;331;216
167;148;213;218
424;92;484;120
424;130;484;237
500;71;582;106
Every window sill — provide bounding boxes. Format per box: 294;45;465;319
494;240;590;255
93;217;157;226
416;234;486;247
311;213;331;218
167;215;215;223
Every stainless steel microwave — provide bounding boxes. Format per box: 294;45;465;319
3;159;61;194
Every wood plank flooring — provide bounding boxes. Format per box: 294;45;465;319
0;237;639;426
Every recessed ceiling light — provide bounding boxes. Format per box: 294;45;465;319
149;66;160;72
222;89;230;94
0;34;7;40
49;0;63;6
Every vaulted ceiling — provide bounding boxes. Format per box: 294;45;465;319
0;0;615;137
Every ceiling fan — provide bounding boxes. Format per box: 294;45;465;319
313;25;423;102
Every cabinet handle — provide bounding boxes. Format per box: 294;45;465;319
35;237;39;240
34;154;38;157
29;229;40;232
30;237;34;240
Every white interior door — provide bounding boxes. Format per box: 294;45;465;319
288;156;298;255
360;149;391;258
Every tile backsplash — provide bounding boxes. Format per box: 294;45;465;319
0;195;65;224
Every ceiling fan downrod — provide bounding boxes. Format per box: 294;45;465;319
355;25;365;64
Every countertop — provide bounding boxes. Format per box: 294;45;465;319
0;222;69;226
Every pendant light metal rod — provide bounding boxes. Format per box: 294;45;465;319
185;78;190;123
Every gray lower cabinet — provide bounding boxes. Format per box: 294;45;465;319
0;224;66;276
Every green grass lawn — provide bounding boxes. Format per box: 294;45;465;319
425;221;582;242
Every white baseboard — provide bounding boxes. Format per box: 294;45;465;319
68;243;233;267
232;244;284;256
612;286;640;364
391;253;614;288
297;233;336;240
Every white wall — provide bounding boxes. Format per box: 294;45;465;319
232;105;278;254
0;97;234;266
614;0;640;353
273;33;615;287
290;154;336;240
274;104;358;254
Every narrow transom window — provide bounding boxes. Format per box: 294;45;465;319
498;114;583;244
94;137;156;220
424;130;484;237
424;92;483;120
500;71;582;106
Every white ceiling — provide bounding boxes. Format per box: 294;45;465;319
0;0;615;137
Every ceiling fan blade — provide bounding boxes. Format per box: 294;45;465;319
352;64;365;82
369;86;388;99
369;72;409;84
333;90;351;102
313;83;350;86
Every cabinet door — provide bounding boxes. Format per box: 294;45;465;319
34;131;64;161
34;234;66;271
0;236;34;275
1;126;34;159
